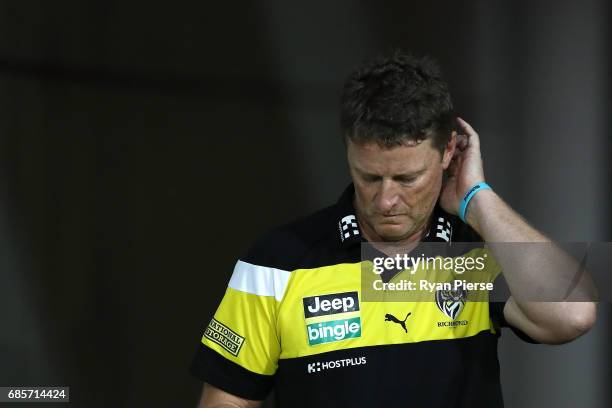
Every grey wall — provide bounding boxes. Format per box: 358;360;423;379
0;1;609;407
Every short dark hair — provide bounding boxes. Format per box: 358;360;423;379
340;50;454;152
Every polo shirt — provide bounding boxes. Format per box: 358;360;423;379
191;183;524;407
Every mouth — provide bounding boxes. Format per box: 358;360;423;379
379;214;406;224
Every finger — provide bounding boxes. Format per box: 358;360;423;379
456;117;480;150
453;133;468;152
456;134;469;151
456;117;476;135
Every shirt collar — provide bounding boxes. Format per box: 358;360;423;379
334;183;455;248
335;183;364;248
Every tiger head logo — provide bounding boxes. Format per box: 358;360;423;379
435;288;467;320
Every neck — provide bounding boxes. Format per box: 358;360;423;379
353;198;432;246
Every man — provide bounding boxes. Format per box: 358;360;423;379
190;51;597;407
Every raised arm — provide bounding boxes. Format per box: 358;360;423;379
440;117;597;344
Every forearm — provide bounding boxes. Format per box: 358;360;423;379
465;189;545;243
465;189;597;342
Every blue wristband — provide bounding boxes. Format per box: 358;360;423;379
459;182;491;223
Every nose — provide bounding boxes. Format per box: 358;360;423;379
376;179;399;213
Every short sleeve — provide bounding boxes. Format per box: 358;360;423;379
190;251;292;399
488;301;540;344
489;301;506;333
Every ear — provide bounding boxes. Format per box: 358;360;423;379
441;131;457;170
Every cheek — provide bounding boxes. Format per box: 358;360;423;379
407;179;432;199
354;182;375;206
411;174;442;205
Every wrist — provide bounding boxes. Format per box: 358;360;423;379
458;182;491;223
464;188;498;233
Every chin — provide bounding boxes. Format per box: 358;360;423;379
376;224;409;241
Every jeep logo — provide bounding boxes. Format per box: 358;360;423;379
303;291;359;318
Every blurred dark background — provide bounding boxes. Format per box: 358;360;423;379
0;1;610;407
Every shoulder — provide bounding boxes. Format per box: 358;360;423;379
240;203;337;271
452;218;483;242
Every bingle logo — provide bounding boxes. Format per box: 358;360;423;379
303;291;359;318
307;317;361;345
307;357;367;374
339;215;360;241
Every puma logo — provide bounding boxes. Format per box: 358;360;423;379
384;312;412;333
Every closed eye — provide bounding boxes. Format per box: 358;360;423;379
362;174;381;183
395;176;417;184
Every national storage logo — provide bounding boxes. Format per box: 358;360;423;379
303;291;362;346
204;318;245;356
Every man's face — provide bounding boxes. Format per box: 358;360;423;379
347;136;455;242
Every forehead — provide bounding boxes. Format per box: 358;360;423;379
347;138;439;174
